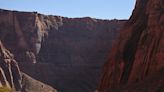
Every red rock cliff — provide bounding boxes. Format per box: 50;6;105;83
0;9;125;92
0;9;125;65
99;0;164;91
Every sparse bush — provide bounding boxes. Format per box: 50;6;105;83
0;87;11;92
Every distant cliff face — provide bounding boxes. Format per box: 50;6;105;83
0;9;125;65
99;0;164;91
38;17;125;66
0;9;125;92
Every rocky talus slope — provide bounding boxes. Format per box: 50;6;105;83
21;73;57;92
99;0;164;91
0;9;125;92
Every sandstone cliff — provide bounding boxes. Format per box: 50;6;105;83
0;9;125;65
0;9;125;92
99;0;164;91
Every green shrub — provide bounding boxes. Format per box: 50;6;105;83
0;87;11;92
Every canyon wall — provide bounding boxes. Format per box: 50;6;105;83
99;0;164;91
0;9;125;92
0;9;125;66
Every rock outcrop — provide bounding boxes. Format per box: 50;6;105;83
99;0;164;91
0;9;125;92
0;40;21;91
21;73;57;92
0;40;57;92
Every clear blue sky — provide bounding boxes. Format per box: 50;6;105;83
0;0;136;20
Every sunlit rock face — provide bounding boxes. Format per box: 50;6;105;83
0;40;22;91
0;40;58;92
99;0;164;91
0;9;126;92
0;9;64;63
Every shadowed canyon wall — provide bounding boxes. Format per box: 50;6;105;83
0;9;125;92
99;0;164;91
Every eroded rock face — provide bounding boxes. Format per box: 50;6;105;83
0;9;125;92
99;0;164;91
0;40;22;91
0;40;57;92
38;17;125;65
0;10;40;63
0;9;125;65
106;69;164;92
19;17;125;92
0;9;63;63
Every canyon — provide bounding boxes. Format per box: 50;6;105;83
0;9;125;92
1;0;163;91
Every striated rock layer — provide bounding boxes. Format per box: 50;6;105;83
0;40;21;91
0;9;125;65
0;9;46;63
99;0;164;91
0;9;125;92
0;40;57;92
